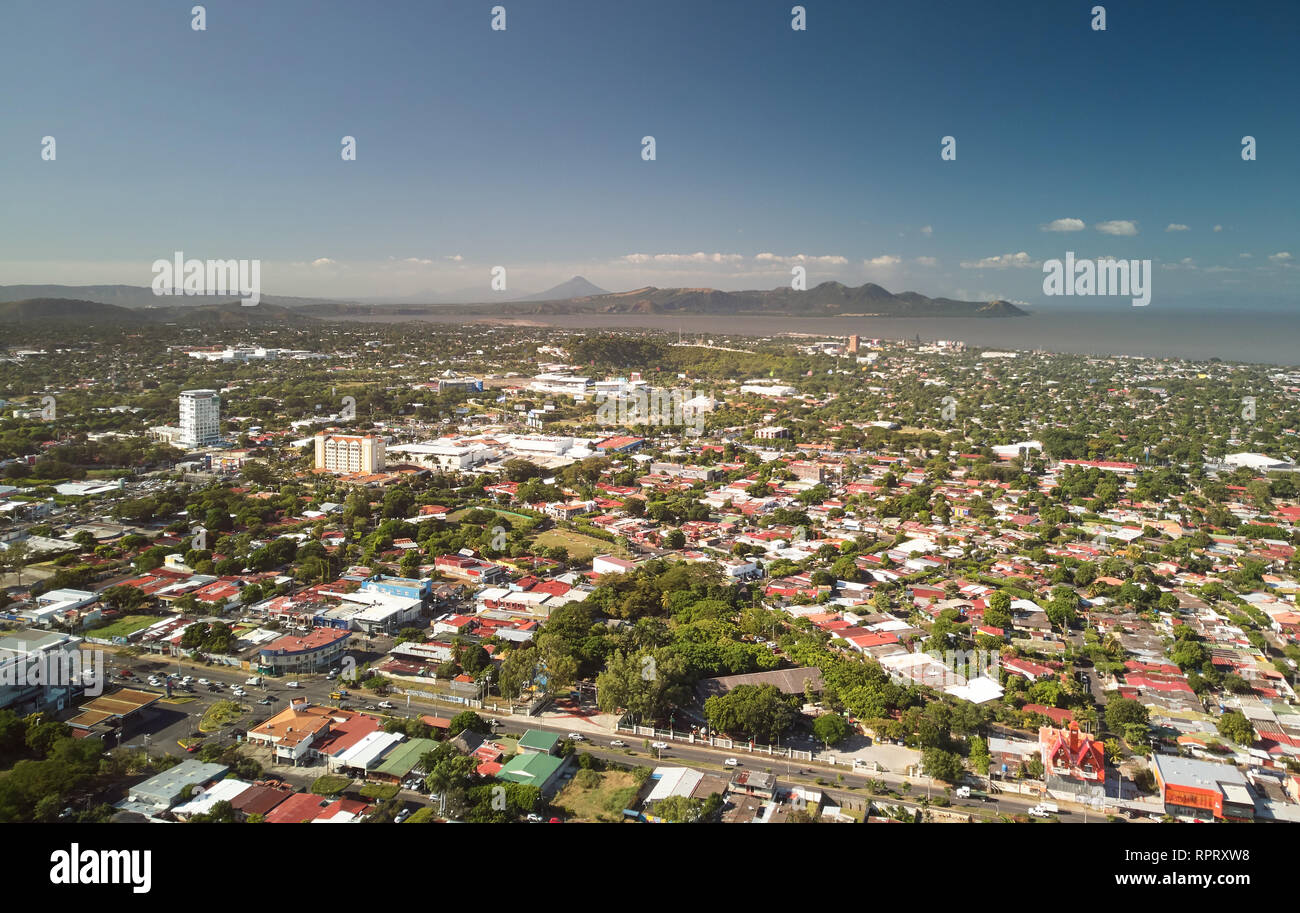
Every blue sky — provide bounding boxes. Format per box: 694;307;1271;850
1;0;1296;305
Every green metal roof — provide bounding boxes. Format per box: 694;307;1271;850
496;751;564;785
517;729;561;752
374;737;440;777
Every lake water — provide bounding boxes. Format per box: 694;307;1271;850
346;305;1300;366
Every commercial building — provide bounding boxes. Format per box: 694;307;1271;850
0;629;89;714
386;440;493;471
314;431;386;474
179;389;221;447
116;759;230;818
527;373;591;396
1151;754;1256;821
257;627;352;674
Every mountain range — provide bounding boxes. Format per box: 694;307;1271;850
0;279;1027;323
297;280;1028;319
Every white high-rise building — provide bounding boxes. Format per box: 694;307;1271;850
179;389;221;447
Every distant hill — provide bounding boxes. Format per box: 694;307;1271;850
299;281;1028;319
0;281;1027;321
0;297;318;326
514;276;609;301
0;284;344;309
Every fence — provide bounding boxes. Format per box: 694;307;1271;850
614;720;841;765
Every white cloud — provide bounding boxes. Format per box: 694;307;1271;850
1165;223;1190;232
1095;220;1138;236
1042;218;1086;232
865;255;901;267
754;253;848;266
311;258;336;267
920;225;933;237
959;251;1038;269
446;254;464;262
402;257;433;265
914;256;939;267
1213;224;1223;232
623;252;745;265
1239;253;1253;259
1269;251;1293;264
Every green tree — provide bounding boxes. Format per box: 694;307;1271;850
812;713;851;748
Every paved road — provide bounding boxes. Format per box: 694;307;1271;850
90;648;1120;821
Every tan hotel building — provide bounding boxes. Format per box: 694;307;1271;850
314;431;386;474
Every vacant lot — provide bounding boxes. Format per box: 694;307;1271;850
87;615;157;640
554;769;641;822
532;529;626;562
312;775;354;797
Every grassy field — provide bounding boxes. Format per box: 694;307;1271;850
199;700;247;733
554;769;640;822
88;615;157;640
360;783;400;801
311;775;353;797
448;505;538;523
532;529;626;562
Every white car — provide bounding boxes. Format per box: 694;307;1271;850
197;678;209;685
378;700;395;709
723;758;739;767
566;732;585;741
651;741;669;750
609;740;627;748
286;681;301;688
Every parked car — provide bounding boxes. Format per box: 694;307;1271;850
525;813;544;822
394;808;411;824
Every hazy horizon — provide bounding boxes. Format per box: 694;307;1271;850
2;0;1295;310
